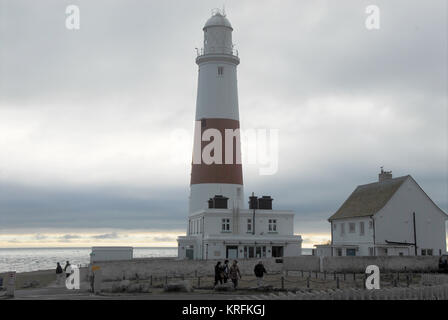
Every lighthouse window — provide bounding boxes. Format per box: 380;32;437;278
268;219;277;232
218;66;224;76
222;218;230;232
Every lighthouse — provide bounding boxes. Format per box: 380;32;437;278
189;9;244;215
178;10;302;260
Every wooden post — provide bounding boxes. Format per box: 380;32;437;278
334;272;336;280
343;273;346;281
315;271;318;279
281;276;284;290
150;275;153;286
165;275;168;285
301;270;304;278
353;273;356;281
324;271;326;280
197;276;200;288
336;276;340;289
307;277;310;288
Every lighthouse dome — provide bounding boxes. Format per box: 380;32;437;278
204;11;233;30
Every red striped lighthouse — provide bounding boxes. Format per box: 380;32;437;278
189;10;244;214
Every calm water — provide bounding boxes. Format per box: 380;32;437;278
0;247;178;273
0;247;313;273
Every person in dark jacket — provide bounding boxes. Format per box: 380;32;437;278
64;261;71;278
55;262;63;285
214;261;223;286
254;261;267;287
221;260;230;283
229;260;242;289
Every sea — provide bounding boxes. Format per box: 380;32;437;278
0;247;313;273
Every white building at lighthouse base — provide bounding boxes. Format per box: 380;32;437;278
177;207;302;260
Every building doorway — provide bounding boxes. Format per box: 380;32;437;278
186;248;194;260
272;246;284;258
226;246;238;259
346;248;356;256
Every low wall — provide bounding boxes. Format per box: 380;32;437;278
322;256;439;272
282;256;320;272
92;256;440;281
282;256;440;273
93;257;284;281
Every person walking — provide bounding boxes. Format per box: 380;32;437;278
55;262;63;285
214;261;223;286
229;260;242;289
64;261;72;278
254;261;267;287
221;260;230;283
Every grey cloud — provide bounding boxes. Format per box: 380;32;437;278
92;232;120;239
0;0;446;239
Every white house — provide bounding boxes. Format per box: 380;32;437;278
178;195;302;260
317;169;447;257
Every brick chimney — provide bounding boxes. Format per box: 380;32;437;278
379;167;392;182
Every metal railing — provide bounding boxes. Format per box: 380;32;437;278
196;47;239;57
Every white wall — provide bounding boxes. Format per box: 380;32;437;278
332;216;374;256
375;177;447;255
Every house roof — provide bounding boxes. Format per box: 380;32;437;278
328;175;410;221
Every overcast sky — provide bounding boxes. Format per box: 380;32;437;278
0;0;446;248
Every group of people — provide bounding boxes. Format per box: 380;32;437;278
55;261;72;284
214;260;267;289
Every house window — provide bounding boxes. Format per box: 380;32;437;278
247;219;252;233
349;223;356;233
346;248;356;256
268;219;277;232
218;66;224;76
340;223;345;236
272;246;283;257
221;218;230;232
360;222;365;235
427;249;433;256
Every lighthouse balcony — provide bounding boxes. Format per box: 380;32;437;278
195;48;240;65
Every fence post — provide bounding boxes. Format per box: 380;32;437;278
150;275;153;287
343;273;346;281
315;271;318;279
363;273;367;289
165;275;168;285
195;270;197;278
336;277;340;289
324;271;326;280
281;276;284;290
301;270;304;278
353;273;356;281
406;274;410;287
307;277;310;288
197;276;201;288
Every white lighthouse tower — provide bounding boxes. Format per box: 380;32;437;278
189;9;244;214
178;10;302;260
